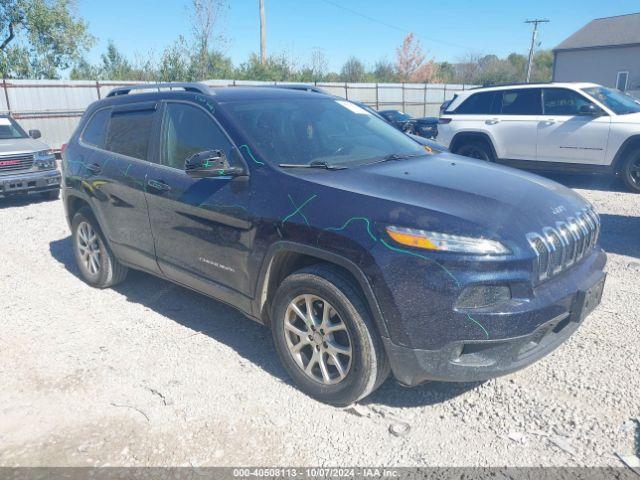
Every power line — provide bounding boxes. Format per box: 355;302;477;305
524;19;549;82
315;0;473;51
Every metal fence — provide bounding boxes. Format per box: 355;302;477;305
0;79;474;150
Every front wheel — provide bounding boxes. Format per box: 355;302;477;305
271;265;389;406
621;148;640;193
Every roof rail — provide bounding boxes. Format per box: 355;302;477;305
469;81;555;90
106;82;210;97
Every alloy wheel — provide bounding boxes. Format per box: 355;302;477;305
76;221;102;276
283;294;353;385
629;157;640;188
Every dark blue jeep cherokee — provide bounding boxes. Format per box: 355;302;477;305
62;83;606;405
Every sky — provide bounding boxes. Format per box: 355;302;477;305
78;0;638;71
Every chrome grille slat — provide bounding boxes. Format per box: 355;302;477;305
527;208;600;282
0;153;34;174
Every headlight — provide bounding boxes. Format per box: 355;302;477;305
35;150;56;169
386;226;510;255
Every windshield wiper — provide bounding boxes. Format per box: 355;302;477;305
279;160;346;170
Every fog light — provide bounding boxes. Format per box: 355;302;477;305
455;285;511;309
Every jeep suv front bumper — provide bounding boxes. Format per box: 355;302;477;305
383;255;606;386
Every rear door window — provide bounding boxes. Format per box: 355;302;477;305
105;107;157;161
454;91;497;114
497;89;542;115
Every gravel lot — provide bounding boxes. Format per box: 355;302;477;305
0;174;638;468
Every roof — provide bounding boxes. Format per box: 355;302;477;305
460;82;598;95
554;12;640;51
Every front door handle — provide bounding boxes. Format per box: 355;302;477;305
485;118;500;125
147;179;171;193
86;163;101;174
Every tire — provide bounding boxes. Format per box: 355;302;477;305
621;148;640;193
71;207;128;288
271;264;389;406
43;189;60;201
454;138;495;161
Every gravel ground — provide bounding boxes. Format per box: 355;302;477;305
0;174;638;468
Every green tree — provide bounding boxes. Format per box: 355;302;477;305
340;56;365;82
372;58;397;82
437;62;455;83
0;0;94;78
531;50;553;83
237;53;294;81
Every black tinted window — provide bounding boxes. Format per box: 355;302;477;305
105;108;155;160
497;89;541;115
82;109;110;148
162;103;233;170
455;92;496;114
543;89;592;115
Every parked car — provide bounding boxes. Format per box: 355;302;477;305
0;115;60;200
377;109;439;139
62;83;606;406
437;82;640;192
351;102;447;152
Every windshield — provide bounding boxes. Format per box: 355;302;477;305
223;97;425;167
583;86;640;115
0;117;28;140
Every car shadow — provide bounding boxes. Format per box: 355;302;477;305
538;172;627;193
0;195;56;209
598;213;640;259
49;235;486;408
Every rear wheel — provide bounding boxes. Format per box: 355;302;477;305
455;139;495;161
72;207;128;288
621;148;640;193
271;265;389;406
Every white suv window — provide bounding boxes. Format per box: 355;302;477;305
496;89;542;115
543;89;592;116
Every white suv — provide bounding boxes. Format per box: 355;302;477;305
436;82;640;192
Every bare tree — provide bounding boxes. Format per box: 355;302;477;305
188;0;228;79
309;48;328;82
457;52;483;84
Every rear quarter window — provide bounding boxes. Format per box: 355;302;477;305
81;108;110;148
453;91;497;114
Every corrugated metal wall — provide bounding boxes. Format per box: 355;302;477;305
0;79;473;150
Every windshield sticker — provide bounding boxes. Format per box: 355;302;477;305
335;100;369;115
0;118;11;126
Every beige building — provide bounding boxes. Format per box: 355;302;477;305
553;13;640;97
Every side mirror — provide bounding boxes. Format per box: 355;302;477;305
185;150;245;178
29;129;41;139
578;104;603;116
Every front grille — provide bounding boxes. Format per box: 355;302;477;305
527;208;600;282
0;153;34;175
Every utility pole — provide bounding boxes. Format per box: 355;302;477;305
259;0;266;64
525;19;549;82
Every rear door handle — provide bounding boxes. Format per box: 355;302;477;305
86;163;101;174
485;118;500;125
147;179;171;193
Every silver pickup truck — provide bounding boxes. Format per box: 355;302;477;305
0;115;60;200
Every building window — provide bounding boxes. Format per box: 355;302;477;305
616;71;629;92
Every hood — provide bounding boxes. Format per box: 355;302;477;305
291;153;590;249
0;137;50;155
